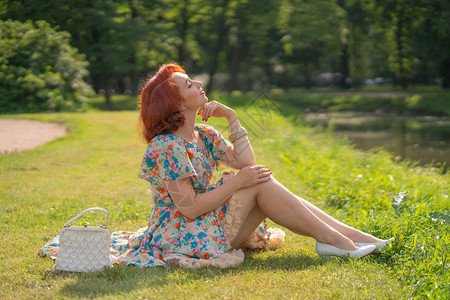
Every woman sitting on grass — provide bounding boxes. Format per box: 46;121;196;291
38;63;392;269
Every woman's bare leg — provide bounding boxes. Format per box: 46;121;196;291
297;196;381;243
260;177;381;243
231;206;266;248
231;176;360;250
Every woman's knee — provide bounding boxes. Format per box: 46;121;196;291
256;175;279;194
235;175;279;209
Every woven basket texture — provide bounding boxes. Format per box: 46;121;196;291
53;227;112;272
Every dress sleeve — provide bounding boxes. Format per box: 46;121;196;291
139;137;199;183
201;125;233;166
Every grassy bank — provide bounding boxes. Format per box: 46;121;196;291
218;87;450;116
271;92;450;116
0;104;448;298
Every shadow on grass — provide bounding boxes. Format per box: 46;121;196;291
242;251;326;271
45;252;327;298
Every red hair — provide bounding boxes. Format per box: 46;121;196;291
139;63;186;143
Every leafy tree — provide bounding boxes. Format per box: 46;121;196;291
146;0;204;66
224;0;251;93
203;0;232;93
371;0;422;88
115;0;160;94
280;0;345;88
2;0;137;109
337;0;372;88
414;0;450;88
220;0;284;92
237;0;283;90
2;0;448;95
0;20;93;113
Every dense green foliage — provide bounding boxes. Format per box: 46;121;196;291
1;0;449;109
0;20;93;113
0;102;448;298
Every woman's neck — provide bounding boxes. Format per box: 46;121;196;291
172;110;197;142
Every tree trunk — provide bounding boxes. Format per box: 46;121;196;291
92;74;113;110
242;54;252;93
89;27;114;109
395;7;409;89
129;69;139;95
441;57;450;88
264;60;273;88
177;0;190;63
303;67;311;89
128;53;139;95
105;88;113;111
91;74;102;93
339;43;350;89
227;36;246;94
128;0;138;19
206;0;230;94
128;0;139;94
282;67;291;90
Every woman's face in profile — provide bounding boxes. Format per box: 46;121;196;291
172;72;208;110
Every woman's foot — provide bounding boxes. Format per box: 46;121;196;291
315;241;376;260
349;232;383;244
355;237;395;254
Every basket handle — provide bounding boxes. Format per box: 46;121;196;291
64;207;109;228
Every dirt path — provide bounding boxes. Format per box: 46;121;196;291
0;119;67;155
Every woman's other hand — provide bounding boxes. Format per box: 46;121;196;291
235;165;272;189
197;100;235;121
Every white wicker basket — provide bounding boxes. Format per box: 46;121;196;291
53;207;112;272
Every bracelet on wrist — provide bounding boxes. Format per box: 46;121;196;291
229;127;247;143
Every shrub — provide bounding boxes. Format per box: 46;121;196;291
0;20;93;113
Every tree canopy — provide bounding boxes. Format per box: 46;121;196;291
0;19;92;113
1;0;449;110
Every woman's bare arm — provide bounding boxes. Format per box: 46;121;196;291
163;165;271;219
220;112;256;169
198;101;256;169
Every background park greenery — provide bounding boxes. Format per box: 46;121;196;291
1;0;450;112
0;0;449;298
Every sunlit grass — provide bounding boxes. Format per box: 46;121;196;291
0;101;448;298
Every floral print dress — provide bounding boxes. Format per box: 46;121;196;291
38;124;284;269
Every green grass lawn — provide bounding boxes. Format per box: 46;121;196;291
0;102;448;298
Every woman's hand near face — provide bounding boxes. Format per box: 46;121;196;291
235;165;272;189
198;99;257;169
197;100;235;121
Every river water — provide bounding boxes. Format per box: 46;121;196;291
303;112;450;170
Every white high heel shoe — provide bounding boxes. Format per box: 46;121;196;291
356;237;395;254
315;241;376;260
